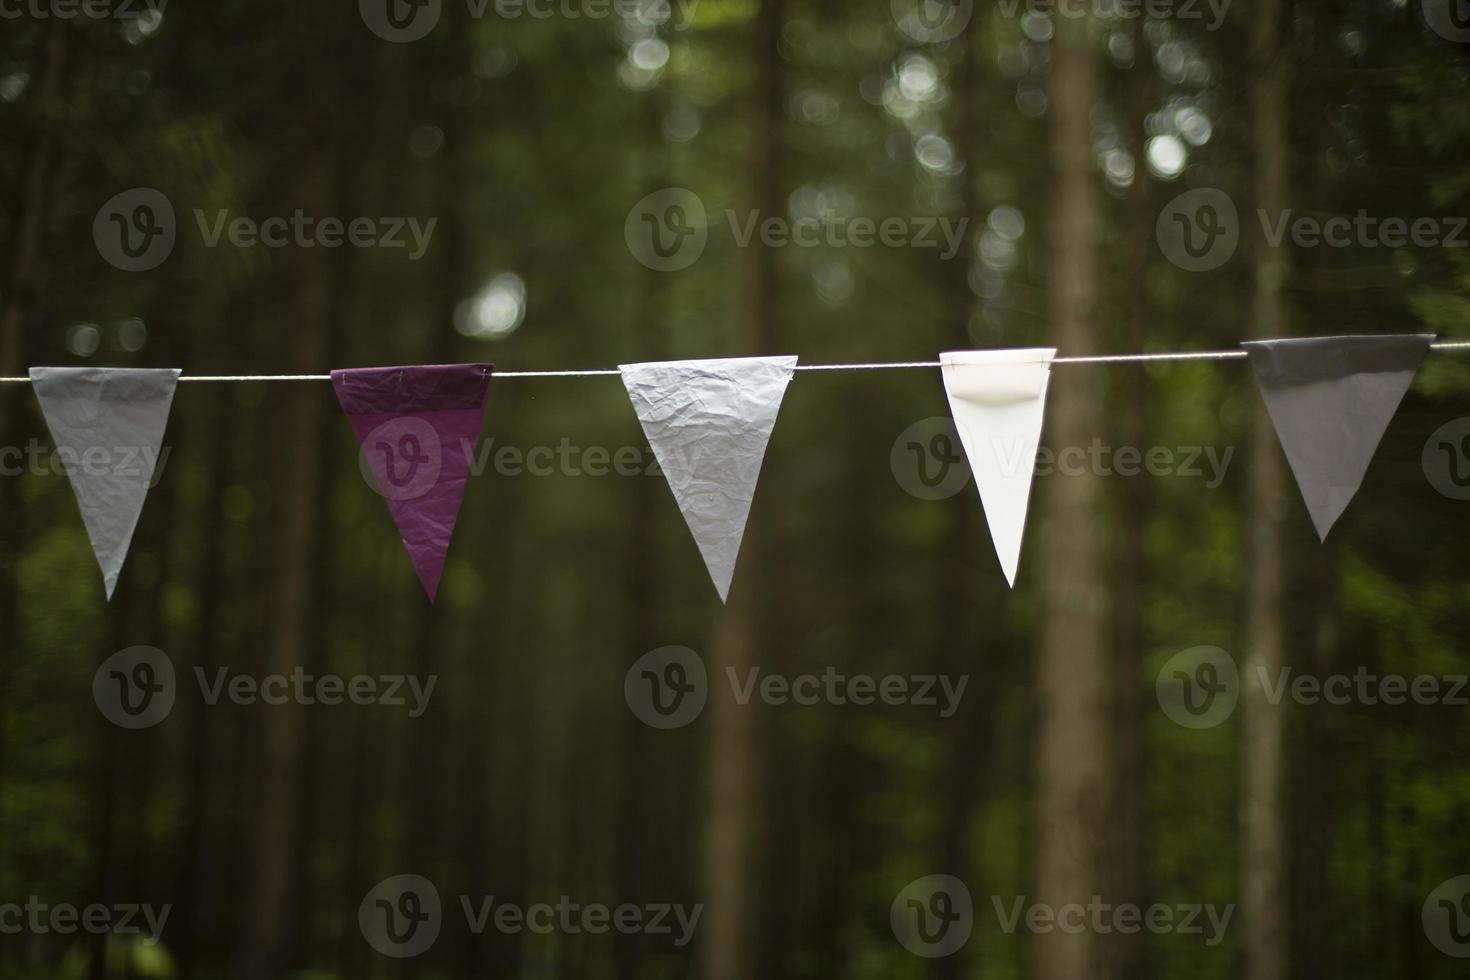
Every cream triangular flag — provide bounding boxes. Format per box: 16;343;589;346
940;348;1057;587
30;367;180;599
620;355;798;602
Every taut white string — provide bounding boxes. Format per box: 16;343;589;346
0;341;1465;382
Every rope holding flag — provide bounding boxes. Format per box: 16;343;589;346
9;335;1467;603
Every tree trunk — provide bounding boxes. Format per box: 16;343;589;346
938;15;984;980
1241;1;1291;978
174;389;233;974
406;7;469;910
238;9;338;975
1108;16;1156;979
615;87;673;980
699;2;782;978
1035;18;1109;980
0;17;69;809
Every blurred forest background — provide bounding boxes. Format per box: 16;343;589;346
1;0;1470;977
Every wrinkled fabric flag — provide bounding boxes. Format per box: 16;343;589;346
1243;334;1432;541
620;355;798;603
940;348;1057;587
30;367;180;600
332;364;492;602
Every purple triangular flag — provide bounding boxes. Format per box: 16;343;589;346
1242;334;1432;541
332;364;492;602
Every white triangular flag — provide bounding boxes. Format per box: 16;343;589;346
30;367;180;600
620;355;798;603
940;348;1057;587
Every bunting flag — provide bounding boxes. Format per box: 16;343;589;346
620;355;798;603
11;338;1463;604
332;363;492;602
1243;334;1433;541
30;367;180;600
939;348;1057;587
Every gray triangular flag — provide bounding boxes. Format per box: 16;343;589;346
30;367;180;599
620;355;797;603
1242;334;1433;541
